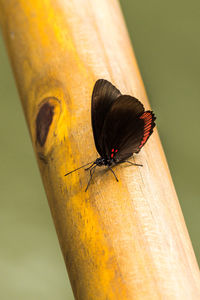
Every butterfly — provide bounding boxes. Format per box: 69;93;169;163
65;79;156;191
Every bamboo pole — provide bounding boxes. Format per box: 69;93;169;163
0;0;199;299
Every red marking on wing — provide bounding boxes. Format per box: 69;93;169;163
110;148;118;158
139;112;153;148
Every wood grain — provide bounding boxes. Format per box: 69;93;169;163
0;0;200;298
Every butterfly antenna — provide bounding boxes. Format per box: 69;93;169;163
64;160;95;176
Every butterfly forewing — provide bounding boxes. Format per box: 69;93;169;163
91;79;121;156
100;95;155;161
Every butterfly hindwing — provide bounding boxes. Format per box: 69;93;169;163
137;111;156;152
100;95;155;161
91;79;121;156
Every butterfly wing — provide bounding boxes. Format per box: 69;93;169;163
101;95;156;161
91;79;121;156
136;110;156;152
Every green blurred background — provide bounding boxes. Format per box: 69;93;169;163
0;1;199;299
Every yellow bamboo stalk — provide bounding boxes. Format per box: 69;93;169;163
0;0;199;299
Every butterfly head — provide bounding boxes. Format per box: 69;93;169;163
94;157;113;167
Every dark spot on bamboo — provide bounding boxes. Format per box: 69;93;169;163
36;102;54;146
38;152;48;164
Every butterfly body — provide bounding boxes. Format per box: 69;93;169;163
94;157;113;167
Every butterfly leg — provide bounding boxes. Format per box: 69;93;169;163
107;166;119;182
123;160;143;167
85;166;97;192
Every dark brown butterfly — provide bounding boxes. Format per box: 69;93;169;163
65;79;156;191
